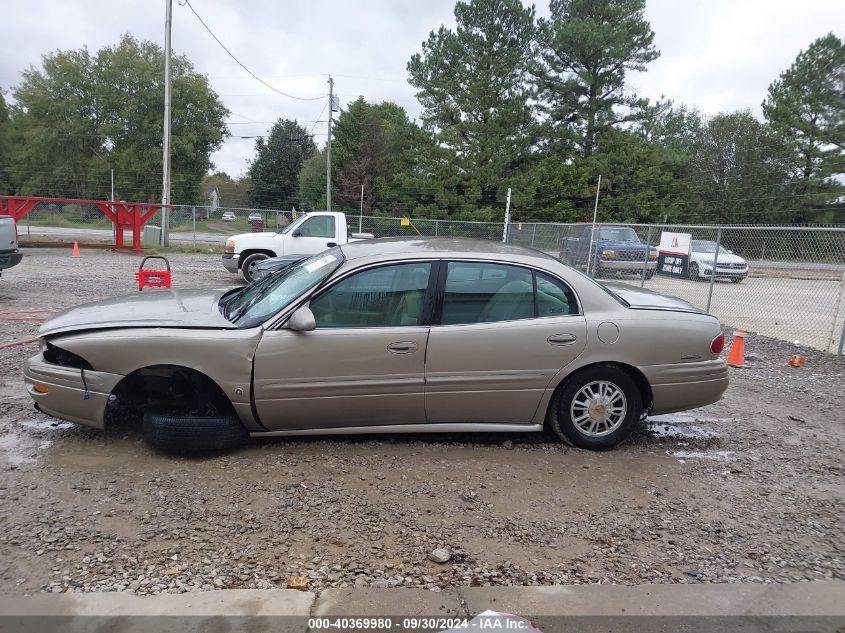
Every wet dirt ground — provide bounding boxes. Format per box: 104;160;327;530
0;249;842;594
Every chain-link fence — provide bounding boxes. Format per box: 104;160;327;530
506;221;845;354
14;200;845;354
14;200;113;241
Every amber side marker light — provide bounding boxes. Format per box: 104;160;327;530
33;384;49;394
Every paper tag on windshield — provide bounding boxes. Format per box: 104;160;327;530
304;253;337;273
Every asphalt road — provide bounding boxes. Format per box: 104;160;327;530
18;225;228;245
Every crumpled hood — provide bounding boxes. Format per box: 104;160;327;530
603;282;703;314
39;288;238;336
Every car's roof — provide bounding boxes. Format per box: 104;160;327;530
339;237;557;264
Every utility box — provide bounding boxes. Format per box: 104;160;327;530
143;225;162;247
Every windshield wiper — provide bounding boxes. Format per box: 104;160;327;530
228;280;278;323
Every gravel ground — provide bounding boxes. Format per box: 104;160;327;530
0;249;842;595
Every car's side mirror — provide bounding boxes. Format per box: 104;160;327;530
287;305;316;332
292;229;302;237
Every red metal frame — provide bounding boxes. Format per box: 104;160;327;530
0;195;168;252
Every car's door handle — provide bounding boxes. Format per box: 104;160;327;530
548;333;577;345
387;341;417;354
327;242;338;247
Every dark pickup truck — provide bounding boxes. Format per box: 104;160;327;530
0;216;23;277
559;225;657;278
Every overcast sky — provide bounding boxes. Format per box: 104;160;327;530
1;0;843;177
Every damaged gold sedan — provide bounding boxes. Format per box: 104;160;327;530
24;238;728;452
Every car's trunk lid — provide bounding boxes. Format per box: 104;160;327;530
603;282;704;314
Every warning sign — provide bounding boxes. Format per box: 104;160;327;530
657;231;692;278
658;231;691;255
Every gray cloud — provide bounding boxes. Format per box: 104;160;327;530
1;0;842;177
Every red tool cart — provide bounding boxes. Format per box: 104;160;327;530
134;256;172;291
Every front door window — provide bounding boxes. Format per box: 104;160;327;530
310;263;432;328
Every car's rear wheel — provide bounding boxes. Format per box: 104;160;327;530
241;253;269;283
142;412;247;453
548;366;642;450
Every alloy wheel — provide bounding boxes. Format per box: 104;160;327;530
570;380;627;437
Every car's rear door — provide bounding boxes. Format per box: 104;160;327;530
252;261;436;430
424;261;587;424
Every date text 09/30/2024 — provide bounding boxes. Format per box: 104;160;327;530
307;615;536;631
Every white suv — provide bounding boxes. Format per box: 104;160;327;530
688;240;748;283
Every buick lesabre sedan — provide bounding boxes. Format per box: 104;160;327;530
24;239;728;452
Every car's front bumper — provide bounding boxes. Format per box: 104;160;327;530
599;259;657;272
701;265;748;280
222;253;240;274
24;353;123;429
0;251;23;271
642;359;729;415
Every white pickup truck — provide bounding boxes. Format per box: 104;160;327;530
222;211;374;281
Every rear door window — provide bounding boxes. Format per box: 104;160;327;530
441;262;534;324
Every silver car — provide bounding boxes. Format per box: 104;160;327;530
24;238;728;452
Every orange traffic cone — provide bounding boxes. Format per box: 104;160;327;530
726;329;745;367
71;242;80;258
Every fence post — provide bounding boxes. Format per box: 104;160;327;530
502;188;512;243
830;271;845;353
706;228;722;314
434;220;439;237
530;224;537;248
640;225;654;288
192;206;196;249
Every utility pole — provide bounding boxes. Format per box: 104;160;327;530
502;188;512;243
326;75;334;212
586;174;602;277
359;183;364;233
160;0;173;247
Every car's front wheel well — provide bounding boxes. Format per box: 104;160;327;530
238;249;275;268
546;361;653;425
105;365;235;428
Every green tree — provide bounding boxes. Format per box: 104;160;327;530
586;128;687;223
298;150;326;212
685;111;790;224
247;118;315;208
9;34;228;203
763;33;845;222
331;97;432;217
534;0;659;158
407;0;536;215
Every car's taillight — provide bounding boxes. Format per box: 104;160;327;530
711;331;725;355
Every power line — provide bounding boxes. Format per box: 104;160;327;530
180;0;326;102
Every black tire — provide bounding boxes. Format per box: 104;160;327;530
688;262;700;281
731;277;744;284
644;270;655;280
142;412;247;453
240;253;269;283
548;365;643;450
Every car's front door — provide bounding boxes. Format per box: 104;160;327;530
425;261;587;424
287;215;339;254
252;261;435;431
